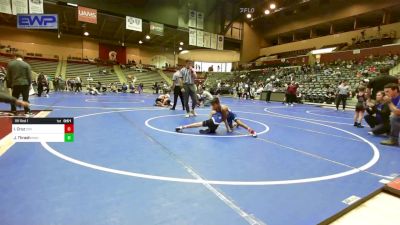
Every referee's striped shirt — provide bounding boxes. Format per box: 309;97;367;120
180;68;195;84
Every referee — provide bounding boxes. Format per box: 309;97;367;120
181;60;198;117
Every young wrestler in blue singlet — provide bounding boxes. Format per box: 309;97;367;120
175;98;257;137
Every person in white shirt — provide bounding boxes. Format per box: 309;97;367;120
170;69;185;110
264;81;273;103
198;89;213;107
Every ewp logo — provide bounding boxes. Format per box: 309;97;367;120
17;14;58;29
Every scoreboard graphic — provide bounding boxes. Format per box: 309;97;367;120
12;118;74;142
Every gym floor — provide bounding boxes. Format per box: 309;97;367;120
0;93;399;225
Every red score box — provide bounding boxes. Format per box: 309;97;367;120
64;124;74;133
388;178;400;191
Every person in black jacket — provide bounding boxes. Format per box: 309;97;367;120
6;55;32;114
37;73;48;97
364;91;391;135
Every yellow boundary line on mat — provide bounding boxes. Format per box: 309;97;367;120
0;111;51;157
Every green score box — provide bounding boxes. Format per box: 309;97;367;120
64;133;74;142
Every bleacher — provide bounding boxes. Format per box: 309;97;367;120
277;48;315;58
204;72;234;90
25;58;58;79
347;38;395;50
65;62;119;86
122;69;166;91
0;54;58;80
0;54;12;64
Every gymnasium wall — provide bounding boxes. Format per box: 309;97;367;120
320;45;400;63
262;0;400;39
0;26;99;59
241;22;265;63
0;26;175;66
55;0;223;34
259;22;400;57
126;47;175;67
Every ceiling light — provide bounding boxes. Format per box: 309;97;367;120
270;3;276;9
311;47;336;55
67;3;78;7
264;9;270;15
179;42;184;46
246;13;251;19
145;35;150;40
178;47;183;51
139;40;143;44
83;31;89;36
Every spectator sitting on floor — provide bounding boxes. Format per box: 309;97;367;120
86;85;101;95
155;94;171;107
364;91;391;136
198;89;213;107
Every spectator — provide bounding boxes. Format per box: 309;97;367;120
37;73;48;97
53;75;61;92
264;80;273;103
364;91;391;136
121;83;128;93
138;83;143;94
6;55;32;115
381;83;400;146
153;82;160;94
75;76;82;92
286;81;297;107
0;66;6;90
198;89;213;107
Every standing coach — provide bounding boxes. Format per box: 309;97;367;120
6;55;32;115
181;60;198;117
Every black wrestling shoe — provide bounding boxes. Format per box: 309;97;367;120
353;122;358;127
170;108;175;110
199;129;211;134
356;124;364;128
175;126;183;133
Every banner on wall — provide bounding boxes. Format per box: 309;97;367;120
217;35;224;50
210;33;217;49
0;0;12;14
99;43;127;64
203;32;211;48
12;0;28;15
17;14;58;29
150;22;164;36
189;28;197;46
196;11;204;29
78;6;97;24
28;0;43;14
188;10;196;28
196;30;204;47
126;16;142;32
